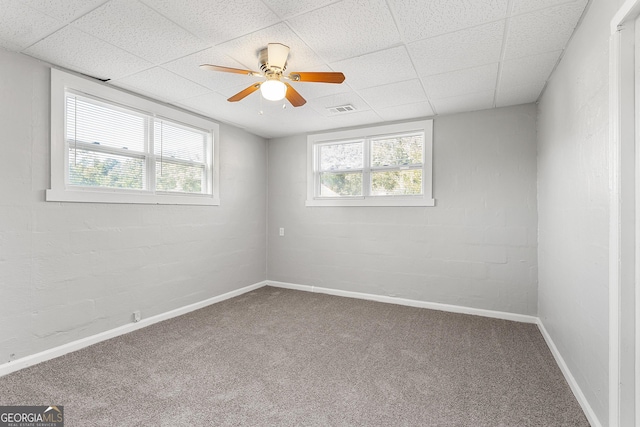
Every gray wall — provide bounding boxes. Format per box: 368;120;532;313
268;104;538;315
536;0;624;423
0;49;268;362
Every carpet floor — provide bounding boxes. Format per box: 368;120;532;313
0;286;589;426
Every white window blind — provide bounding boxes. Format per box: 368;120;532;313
66;95;147;190
154;120;209;194
64;91;212;196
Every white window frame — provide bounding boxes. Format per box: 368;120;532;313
306;119;434;207
47;68;220;206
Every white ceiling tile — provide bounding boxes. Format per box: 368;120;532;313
261;0;335;19
287;0;401;63
140;0;280;45
388;0;509;42
314;109;383;131
23;26;152;80
495;83;544;107
504;1;587;60
512;0;586;16
177;92;256;128
499;50;560;89
162;47;258;91
0;38;22;51
72;0;208;64
408;21;504;76
292;81;351;102
216;23;324;72
18;0;108;22
375;101;434;122
431;90;495;115
112;67;211;102
331;46;417;90
423;63;499;99
308;90;373;117
358;79;426;110
0;0;63;49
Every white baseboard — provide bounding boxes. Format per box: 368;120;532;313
536;319;602;427
269;280;600;426
0;278;601;427
267;280;538;324
0;280;267;378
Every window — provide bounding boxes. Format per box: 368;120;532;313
306;120;434;207
47;69;219;205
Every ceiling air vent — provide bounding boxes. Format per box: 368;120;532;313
327;104;356;114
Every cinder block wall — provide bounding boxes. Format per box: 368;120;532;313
267;104;538;315
0;49;268;362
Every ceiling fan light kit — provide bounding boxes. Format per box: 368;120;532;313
200;43;346;108
260;78;287;101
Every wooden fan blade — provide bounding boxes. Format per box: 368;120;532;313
284;83;306;107
288;72;345;84
200;64;259;76
228;83;261;102
267;43;290;70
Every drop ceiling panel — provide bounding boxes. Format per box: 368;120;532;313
286;73;350;101
409;21;504;77
177;92;251;129
286;0;401;63
331;46;417;90
496;83;545;107
216;23;324;72
503;1;587;60
499;51;560;89
358;79;427;110
431;90;495;115
140;0;280;45
112;67;211;102
18;0;108;22
1;0;589;138
162;48;255;92
0;39;21;51
423;63;499;99
388;0;509;42
23;26;152;80
512;0;584;16
0;0;63;49
309;91;373;117
376;101;435;122
72;0;208;65
261;0;335;19
312;109;383;131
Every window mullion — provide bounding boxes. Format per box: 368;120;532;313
362;138;371;198
147;116;155;192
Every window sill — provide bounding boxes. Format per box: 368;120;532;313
45;189;220;206
305;197;435;207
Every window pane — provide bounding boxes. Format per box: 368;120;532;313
371;134;423;167
319;141;363;171
371;169;422;196
68;148;144;189
154;120;206;163
66;95;146;152
320;172;362;196
156;161;204;193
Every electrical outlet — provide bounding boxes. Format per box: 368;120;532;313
133;311;141;322
279;227;285;236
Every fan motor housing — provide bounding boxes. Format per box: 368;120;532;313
258;47;286;75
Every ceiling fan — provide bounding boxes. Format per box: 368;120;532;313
200;43;345;107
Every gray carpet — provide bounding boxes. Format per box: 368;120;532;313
0;286;589;426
